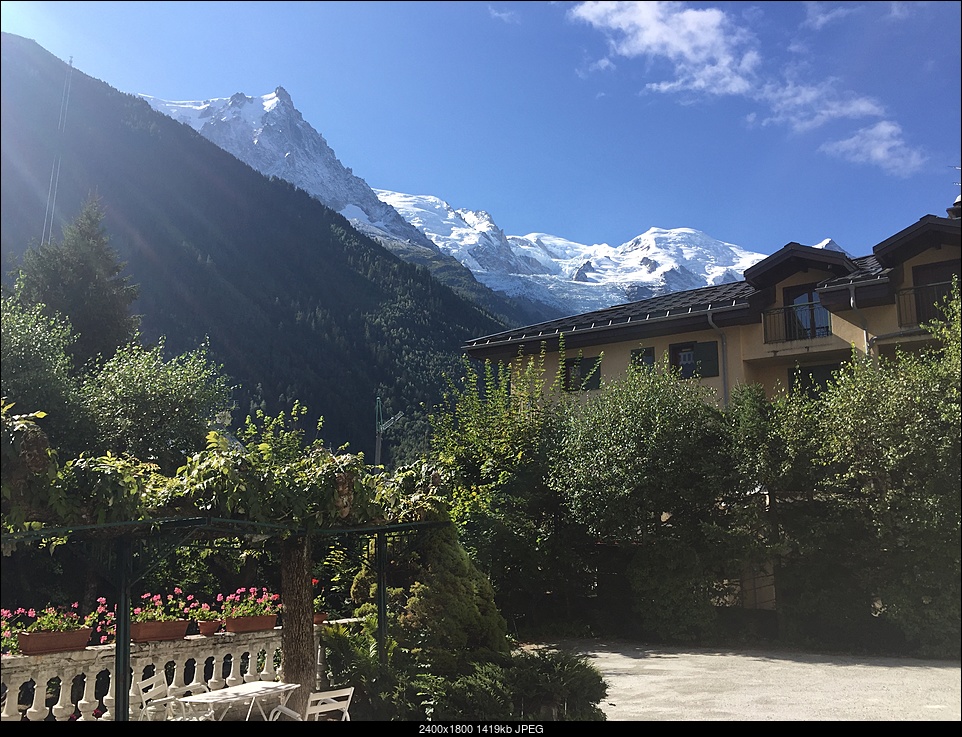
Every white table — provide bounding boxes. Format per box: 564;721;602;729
178;681;300;721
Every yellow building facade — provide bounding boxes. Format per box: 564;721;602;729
464;207;961;406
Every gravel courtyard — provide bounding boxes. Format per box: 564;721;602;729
545;639;961;721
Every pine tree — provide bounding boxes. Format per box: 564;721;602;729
15;195;140;367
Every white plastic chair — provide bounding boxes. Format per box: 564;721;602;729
136;671;213;721
268;686;354;721
136;672;180;721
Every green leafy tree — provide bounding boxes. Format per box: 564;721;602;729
81;338;233;474
0;296;87;457
551;359;737;641
810;282;960;657
14;196;140;367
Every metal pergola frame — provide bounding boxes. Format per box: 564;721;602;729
1;516;449;721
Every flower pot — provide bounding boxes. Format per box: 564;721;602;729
225;615;277;633
196;620;223;636
17;628;92;655
130;620;190;643
313;612;328;625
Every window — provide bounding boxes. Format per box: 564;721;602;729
631;346;655;367
791;363;839;398
564;356;602;391
669;341;718;379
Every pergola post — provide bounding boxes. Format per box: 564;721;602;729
376;530;388;665
113;535;132;721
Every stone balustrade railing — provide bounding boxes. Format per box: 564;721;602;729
0;626;324;722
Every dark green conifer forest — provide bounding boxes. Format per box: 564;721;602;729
1;32;507;462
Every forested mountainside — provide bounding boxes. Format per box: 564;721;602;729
0;33;507;461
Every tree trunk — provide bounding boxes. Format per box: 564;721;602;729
280;534;313;717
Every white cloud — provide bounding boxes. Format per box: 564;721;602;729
488;5;520;24
569;0;760;94
759;78;885;132
885;2;919;21
590;57;617;73
801;2;858;31
567;1;922;177
819;121;927;176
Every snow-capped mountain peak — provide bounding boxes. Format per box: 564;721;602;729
377;190;771;314
142;86;840;319
139;89;440;256
812;238;848;255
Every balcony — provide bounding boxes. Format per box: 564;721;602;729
0;623;337;722
763;302;832;344
897;281;954;328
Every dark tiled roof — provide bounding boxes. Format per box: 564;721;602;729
464;280;756;348
819;254;888;288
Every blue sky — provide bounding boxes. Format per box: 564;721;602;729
2;1;960;256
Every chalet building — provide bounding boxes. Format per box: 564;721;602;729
463;200;961;404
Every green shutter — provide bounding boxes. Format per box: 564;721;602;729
694;341;719;378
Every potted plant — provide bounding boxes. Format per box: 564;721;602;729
7;603;94;655
130;589;190;642
186;599;223;636
89;597;117;646
221;587;282;633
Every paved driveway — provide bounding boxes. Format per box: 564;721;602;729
548;639;961;721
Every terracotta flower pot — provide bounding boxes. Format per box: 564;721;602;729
196;620;223;636
313;612;328;625
130;620;190;642
225;615;277;633
17;628;92;655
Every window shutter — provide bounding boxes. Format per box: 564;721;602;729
694;341;719;378
582;357;602;390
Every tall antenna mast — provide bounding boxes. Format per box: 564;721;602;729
41;56;73;246
374;396;403;467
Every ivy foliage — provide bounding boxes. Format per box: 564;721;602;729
430;348;595;627
172;402;374;529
